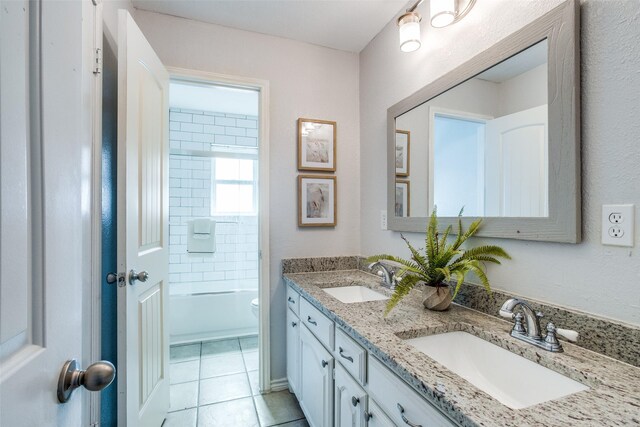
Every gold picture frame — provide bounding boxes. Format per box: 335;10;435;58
395;129;410;177
298;175;337;227
395;179;410;217
298;118;337;172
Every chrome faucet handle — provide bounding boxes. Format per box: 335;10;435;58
512;312;526;334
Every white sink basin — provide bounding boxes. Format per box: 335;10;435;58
322;286;388;304
404;331;588;409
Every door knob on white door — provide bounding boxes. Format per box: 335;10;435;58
128;269;149;285
57;360;116;403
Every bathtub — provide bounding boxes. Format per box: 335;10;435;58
169;287;258;345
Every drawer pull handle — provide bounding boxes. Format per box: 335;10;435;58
291;321;297;327
339;347;354;363
351;396;359;407
321;360;328;368
288;297;295;304
364;412;372;421
307;316;318;326
397;403;422;427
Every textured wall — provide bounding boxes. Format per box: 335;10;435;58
135;10;361;382
360;0;640;326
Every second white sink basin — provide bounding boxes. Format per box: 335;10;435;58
404;331;588;409
323;286;388;304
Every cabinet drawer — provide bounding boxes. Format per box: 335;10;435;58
334;328;366;385
286;286;300;315
300;298;334;350
366;399;395;427
367;355;457;427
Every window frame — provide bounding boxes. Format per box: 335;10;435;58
210;152;259;216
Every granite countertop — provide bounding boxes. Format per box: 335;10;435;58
283;270;640;427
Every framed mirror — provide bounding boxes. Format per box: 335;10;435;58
387;0;580;243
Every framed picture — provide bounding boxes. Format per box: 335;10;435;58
395;180;410;217
298;175;336;227
298;118;336;172
395;130;410;176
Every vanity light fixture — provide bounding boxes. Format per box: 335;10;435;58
430;0;477;28
398;0;477;52
398;10;422;53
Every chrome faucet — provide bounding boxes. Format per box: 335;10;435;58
499;298;579;352
367;262;396;289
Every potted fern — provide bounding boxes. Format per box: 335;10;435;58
367;208;510;315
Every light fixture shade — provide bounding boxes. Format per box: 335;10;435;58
430;0;457;28
398;12;422;53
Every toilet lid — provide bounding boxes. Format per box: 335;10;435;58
251;298;259;307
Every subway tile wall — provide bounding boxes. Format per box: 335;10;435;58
169;108;259;295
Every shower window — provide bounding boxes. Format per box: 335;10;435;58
211;156;258;215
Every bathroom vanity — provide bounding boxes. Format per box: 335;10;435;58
283;264;640;427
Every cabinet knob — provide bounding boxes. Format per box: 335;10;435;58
351;396;359;407
321;359;328;368
291;321;297;327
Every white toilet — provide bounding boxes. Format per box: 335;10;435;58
250;298;259;318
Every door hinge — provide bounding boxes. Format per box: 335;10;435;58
93;48;103;74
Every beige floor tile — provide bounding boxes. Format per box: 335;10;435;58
239;335;258;352
170;343;201;363
253;390;304;427
201;338;241;358
170;360;200;384
199;373;251;405
272;419;309;427
163;408;197;427
200;353;245;379
242;350;259;371
197;397;259;427
247;370;260;395
169;381;199;412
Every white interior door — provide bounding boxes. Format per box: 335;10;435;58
484;105;548;217
1;1;91;425
117;10;170;427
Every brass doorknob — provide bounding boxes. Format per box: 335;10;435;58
58;359;116;403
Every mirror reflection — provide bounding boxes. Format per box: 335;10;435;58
395;40;549;218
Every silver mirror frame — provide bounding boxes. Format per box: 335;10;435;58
387;0;580;243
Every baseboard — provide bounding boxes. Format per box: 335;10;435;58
270;377;289;392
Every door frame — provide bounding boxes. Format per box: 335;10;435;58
165;66;272;393
85;1;103;426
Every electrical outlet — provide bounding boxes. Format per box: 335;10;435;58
609;212;623;224
602;204;635;247
380;210;388;230
608;226;624;238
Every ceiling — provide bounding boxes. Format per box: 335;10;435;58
132;0;409;52
476;39;548;84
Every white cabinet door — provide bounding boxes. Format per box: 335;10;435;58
117;10;170;427
366;400;395;427
300;324;334;427
334;364;367;427
286;308;301;395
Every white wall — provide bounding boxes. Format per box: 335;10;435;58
497;64;548;116
360;0;640;326
134;10;361;381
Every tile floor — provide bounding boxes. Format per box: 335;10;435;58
165;336;308;427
